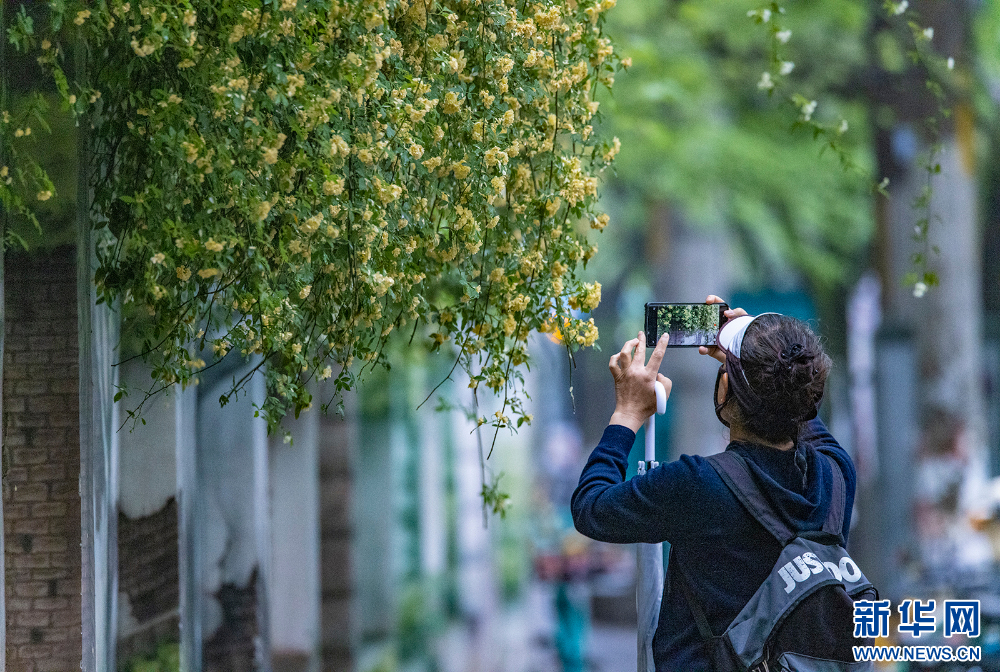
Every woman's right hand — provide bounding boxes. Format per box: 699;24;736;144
698;294;748;364
608;331;672;432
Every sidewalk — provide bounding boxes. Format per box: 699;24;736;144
524;580;637;672
589;623;638;672
433;580;638;672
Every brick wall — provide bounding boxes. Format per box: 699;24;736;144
3;246;83;671
203;569;259;672
117;497;180;663
319;394;355;672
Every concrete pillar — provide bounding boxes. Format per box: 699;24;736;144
318;386;356;672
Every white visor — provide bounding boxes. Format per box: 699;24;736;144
717;313;780;358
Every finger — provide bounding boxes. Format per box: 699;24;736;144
706;295;726;305
656;373;673;398
619;337;638;368
647;333;669;372
634;331;646;368
724;307;749;318
609;354;619;373
699;344;726;364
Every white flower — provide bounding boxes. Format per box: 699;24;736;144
779;61;795;75
757;72;775;91
776;29;792;44
839;119;849;134
947;57;955;70
922;27;934;41
893;1;908;15
801;99;817;121
761;9;771;22
913;281;927;298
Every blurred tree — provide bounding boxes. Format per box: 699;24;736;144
869;0;993;583
593;0;874;302
566;0;880;449
581;0;1000;585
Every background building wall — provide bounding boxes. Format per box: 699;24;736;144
2;246;83;671
116;367;181;665
319;388;355;672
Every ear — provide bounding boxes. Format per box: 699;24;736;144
717;371;729;406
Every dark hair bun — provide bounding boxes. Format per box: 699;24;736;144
735;315;831;443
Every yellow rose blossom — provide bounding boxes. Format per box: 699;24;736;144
131;38;155;56
302;213;323;234
18;0;623;437
442;91;463;114
602;136;621;161
286;74;306;97
256;201;272;221
322;177;345;196
592;212;610;230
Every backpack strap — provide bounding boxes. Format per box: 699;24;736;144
708;450;847;546
708;451;797;546
818;451;846;541
671;547;716;641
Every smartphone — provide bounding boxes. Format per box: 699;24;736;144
644;302;729;348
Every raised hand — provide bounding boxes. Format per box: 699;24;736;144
609;331;673;432
698;295;749;364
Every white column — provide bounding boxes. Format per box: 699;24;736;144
78;237;120;672
179;359;271;671
269;404;320;671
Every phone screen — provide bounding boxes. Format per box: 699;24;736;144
644;303;728;347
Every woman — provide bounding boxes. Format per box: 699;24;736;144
571;296;857;671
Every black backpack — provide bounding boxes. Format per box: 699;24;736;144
674;450;877;672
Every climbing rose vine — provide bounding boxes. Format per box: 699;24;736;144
3;0;623;431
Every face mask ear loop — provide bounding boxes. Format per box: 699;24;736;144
714;364;731;428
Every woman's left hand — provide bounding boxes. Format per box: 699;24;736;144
698;294;748;364
608;331;673;432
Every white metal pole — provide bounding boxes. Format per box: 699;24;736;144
637;382;667;672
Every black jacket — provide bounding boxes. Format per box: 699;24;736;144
571;418;856;671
